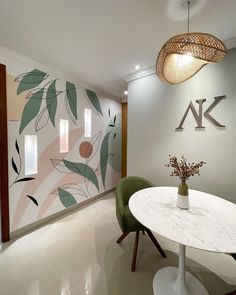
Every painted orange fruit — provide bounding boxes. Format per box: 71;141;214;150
79;141;93;158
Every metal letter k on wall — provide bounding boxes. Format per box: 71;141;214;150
175;95;226;130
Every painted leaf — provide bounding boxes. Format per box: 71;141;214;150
66;82;77;120
46;80;57;126
19;88;44;134
15;177;35;183
15;140;20;155
15;69;48;95
108;124;114;127
58;188;77;208
108;108;111;117
35;106;50;132
87;131;102;163
63;160;99;191
11;158;19;175
64;95;76;125
52;183;87;198
26;86;61;100
114;115;116;125
50;159;72;173
85;89;103;116
100;132;111;188
27;195;39;206
113;133;117;140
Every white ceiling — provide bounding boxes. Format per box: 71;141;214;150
0;0;236;99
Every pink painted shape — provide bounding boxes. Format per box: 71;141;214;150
11;127;83;231
37;174;84;219
37;168;101;219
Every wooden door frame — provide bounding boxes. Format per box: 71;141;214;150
0;64;10;242
122;102;127;177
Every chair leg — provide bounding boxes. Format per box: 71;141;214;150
116;233;129;244
145;229;167;258
131;231;140;272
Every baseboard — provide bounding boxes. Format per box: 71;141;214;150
10;187;116;241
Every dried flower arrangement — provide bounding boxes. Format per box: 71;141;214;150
165;155;206;183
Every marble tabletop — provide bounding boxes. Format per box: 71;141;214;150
129;186;236;253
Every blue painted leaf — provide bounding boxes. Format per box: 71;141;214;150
15;69;48;95
100;132;111;188
46;80;57;126
58;188;77;208
63;160;99;191
19;88;44;134
85;89;103;116
26;195;39;206
11;158;19;175
66;82;77;120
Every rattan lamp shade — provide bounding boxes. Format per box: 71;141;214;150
156;32;227;84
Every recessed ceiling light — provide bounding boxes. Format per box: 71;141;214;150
124;90;128;96
135;65;140;70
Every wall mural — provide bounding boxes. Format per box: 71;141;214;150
6;66;121;232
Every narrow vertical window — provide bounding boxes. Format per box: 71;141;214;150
24;135;38;175
84;108;91;137
60;119;69;153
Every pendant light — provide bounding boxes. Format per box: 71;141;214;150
156;0;227;84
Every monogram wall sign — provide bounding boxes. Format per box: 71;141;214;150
175;95;226;131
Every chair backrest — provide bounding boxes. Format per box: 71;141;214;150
117;176;154;206
116;176;154;232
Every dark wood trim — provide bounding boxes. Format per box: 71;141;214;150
122;102;127;177
0;64;10;242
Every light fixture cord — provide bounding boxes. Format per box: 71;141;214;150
187;0;190;33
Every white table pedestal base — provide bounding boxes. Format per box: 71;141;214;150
153;245;209;295
153;267;209;295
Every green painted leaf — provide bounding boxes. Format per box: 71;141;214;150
19;88;44;134
100;132;111;188
58;188;77;208
46;80;57;126
16;69;48;95
85;89;103;116
66;82;77;120
63;160;99;191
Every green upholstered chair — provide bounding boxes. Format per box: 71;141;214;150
116;176;167;272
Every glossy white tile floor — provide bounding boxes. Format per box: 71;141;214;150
1;192;236;295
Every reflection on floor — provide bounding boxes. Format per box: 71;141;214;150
0;192;236;295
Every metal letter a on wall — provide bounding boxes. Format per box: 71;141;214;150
176;99;206;130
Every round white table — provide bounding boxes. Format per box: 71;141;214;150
129;186;236;295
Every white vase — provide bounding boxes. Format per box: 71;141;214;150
177;194;190;210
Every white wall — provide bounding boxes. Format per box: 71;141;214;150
127;48;236;202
